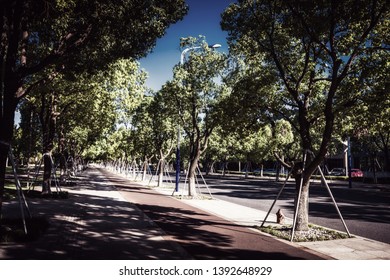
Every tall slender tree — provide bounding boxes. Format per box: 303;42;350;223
147;90;176;187
163;37;228;197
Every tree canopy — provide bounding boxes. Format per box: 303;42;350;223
0;0;188;214
221;0;389;230
160;36;228;196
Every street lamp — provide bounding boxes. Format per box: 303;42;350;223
180;44;222;64
175;43;221;192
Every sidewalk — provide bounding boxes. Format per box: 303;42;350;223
171;192;390;260
0;168;188;259
1;166;389;260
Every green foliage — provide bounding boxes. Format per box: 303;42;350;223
1;0;188;75
221;0;389;230
0;0;189;214
107;59;148;126
221;0;389;167
77;60;149;160
162;37;228;162
0;0;189;149
147;90;177;158
131;96;155;159
208;119;295;166
14;57;149;162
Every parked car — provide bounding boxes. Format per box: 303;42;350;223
351;168;364;177
329;168;345;176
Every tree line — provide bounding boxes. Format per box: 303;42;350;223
2;0;389;233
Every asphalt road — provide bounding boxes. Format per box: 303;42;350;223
188;174;390;244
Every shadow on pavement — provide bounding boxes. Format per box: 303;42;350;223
0;169;186;260
1;167;327;260
104;171;325;260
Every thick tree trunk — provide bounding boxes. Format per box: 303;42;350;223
40;93;58;194
294;173;310;231
384;146;390;172
188;146;201;197
0;92;18;216
206;160;216;175
188;158;198;197
42;153;52;194
222;158;228;177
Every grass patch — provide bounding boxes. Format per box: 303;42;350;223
256;224;351;242
3;184;69;200
173;194;213;200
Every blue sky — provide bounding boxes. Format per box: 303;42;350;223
139;0;235;91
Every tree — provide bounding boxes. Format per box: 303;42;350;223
229;128;272;178
81;59;149;164
221;0;389;231
13;100;41;164
131;96;155;180
147;90;177;187
15;57;146;193
202;127;239;176
0;0;188;214
342;45;390;173
164;36;228;197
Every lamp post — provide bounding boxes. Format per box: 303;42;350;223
175;43;221;192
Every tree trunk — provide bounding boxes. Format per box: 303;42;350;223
0;92;18;216
42;153;52;194
0;145;8;217
372;154;378;184
132;159;137;178
157;159;164;187
142;159;147;181
58;125;67;183
245;160;250;179
384;146;390;172
260;163;264;177
294;173;310;231
208;160;216;175
378;133;390;172
188;157;198;197
40;93;58;194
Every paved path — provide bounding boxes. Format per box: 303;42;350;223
1;166;389;260
0;168;186;259
101;169;326;260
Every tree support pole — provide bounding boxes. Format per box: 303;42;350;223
197;165;213;199
164;160;173;184
8;146;31;234
28;157;43;192
50;154;61;193
148;159;161;187
316;164;352;237
260;169;292;227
